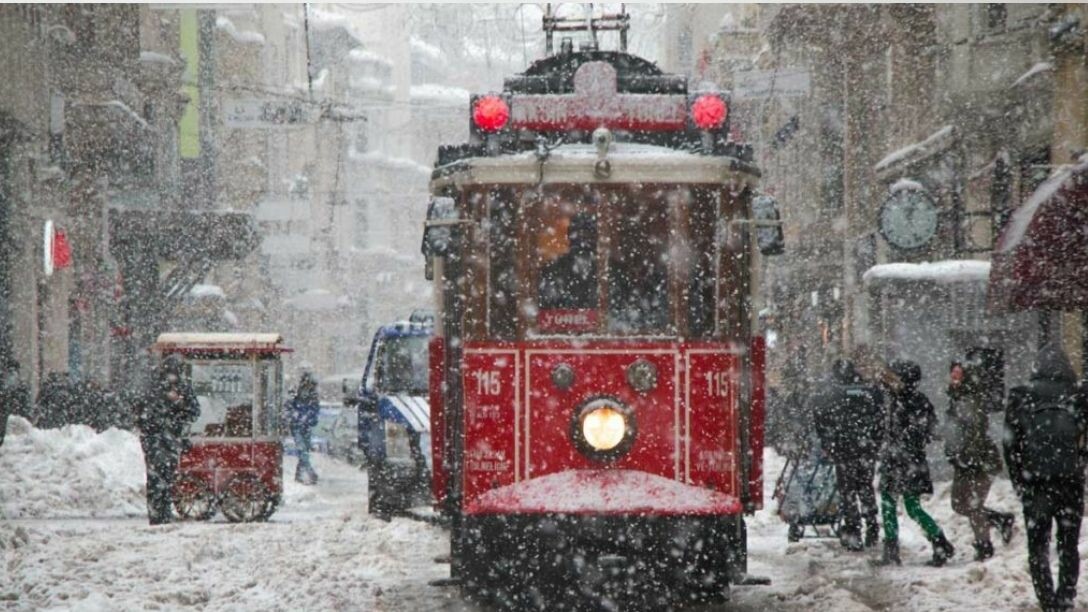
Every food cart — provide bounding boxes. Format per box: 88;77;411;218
151;333;289;522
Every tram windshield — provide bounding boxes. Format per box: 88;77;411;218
527;187;676;336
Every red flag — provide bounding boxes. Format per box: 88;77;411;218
53;227;72;269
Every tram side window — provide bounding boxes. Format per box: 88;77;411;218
488;190;518;339
687;189;718;338
537;210;599;311
608;196;670;334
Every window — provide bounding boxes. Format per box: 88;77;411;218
375;335;429;395
530;191;601;334
606;190;671;335
985;4;1006;33
488;189;518;339
190;361;253;437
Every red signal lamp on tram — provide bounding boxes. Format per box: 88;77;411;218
472;95;510;132
691;94;728;130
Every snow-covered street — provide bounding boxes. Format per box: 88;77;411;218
1;420;1084;611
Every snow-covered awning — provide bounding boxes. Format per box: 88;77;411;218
863;260;990;287
989;155;1088;312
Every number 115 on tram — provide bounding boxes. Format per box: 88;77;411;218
419;39;783;606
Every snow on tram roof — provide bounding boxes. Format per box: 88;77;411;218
431;142;759;187
154;332;285;351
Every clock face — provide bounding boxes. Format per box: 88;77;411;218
879;187;938;250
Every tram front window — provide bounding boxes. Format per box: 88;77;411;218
538;212;599;310
607;197;670;334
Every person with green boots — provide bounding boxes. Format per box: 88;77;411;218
874;360;955;566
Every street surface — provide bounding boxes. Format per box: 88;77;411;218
0;422;1079;610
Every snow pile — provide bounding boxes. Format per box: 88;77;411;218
862;260;991;285
0;417;146;519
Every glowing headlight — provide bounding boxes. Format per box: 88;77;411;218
626;359;658;393
582;406;626;451
572;398;635;460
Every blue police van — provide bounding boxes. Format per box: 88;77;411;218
355;312;433;518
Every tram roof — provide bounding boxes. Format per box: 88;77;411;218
430;142;760;190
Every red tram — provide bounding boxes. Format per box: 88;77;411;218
422;11;780;607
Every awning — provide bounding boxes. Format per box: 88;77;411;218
989;155;1088;312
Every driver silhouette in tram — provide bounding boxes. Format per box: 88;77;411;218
538;213;598;310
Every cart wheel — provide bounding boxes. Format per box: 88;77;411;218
172;474;217;521
220;474;274;523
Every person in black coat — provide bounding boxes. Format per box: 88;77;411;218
135;354;200;525
1004;343;1088;611
812;358;884;551
875;360;955;566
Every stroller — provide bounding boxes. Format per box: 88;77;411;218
773;440;841;542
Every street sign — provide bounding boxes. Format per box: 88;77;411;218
223;98;319;129
733;67;811;100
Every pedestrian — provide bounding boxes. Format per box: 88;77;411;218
289;371;320;485
812;358;884;551
874;360;955;566
135;354;200;525
945;357;1015;561
1003;343;1088;611
0;357;28;448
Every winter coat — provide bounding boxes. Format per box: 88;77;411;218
879;379;937;496
811;360;885;463
136;362;200;456
288;381;320;433
945;383;1002;474
1003;343;1088;491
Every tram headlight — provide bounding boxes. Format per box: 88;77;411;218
626;359;658;393
572;398;636;460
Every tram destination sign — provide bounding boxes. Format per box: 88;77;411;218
509;62;689;132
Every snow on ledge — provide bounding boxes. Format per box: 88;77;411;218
875;125;954;171
1012;62;1053;88
890;178;925;193
215;16;265;45
863;260;990;285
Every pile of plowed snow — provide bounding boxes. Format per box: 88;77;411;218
0;416;146;519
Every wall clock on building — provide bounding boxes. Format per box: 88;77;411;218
879;182;939;250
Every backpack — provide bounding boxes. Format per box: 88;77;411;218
1021;395;1084;481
